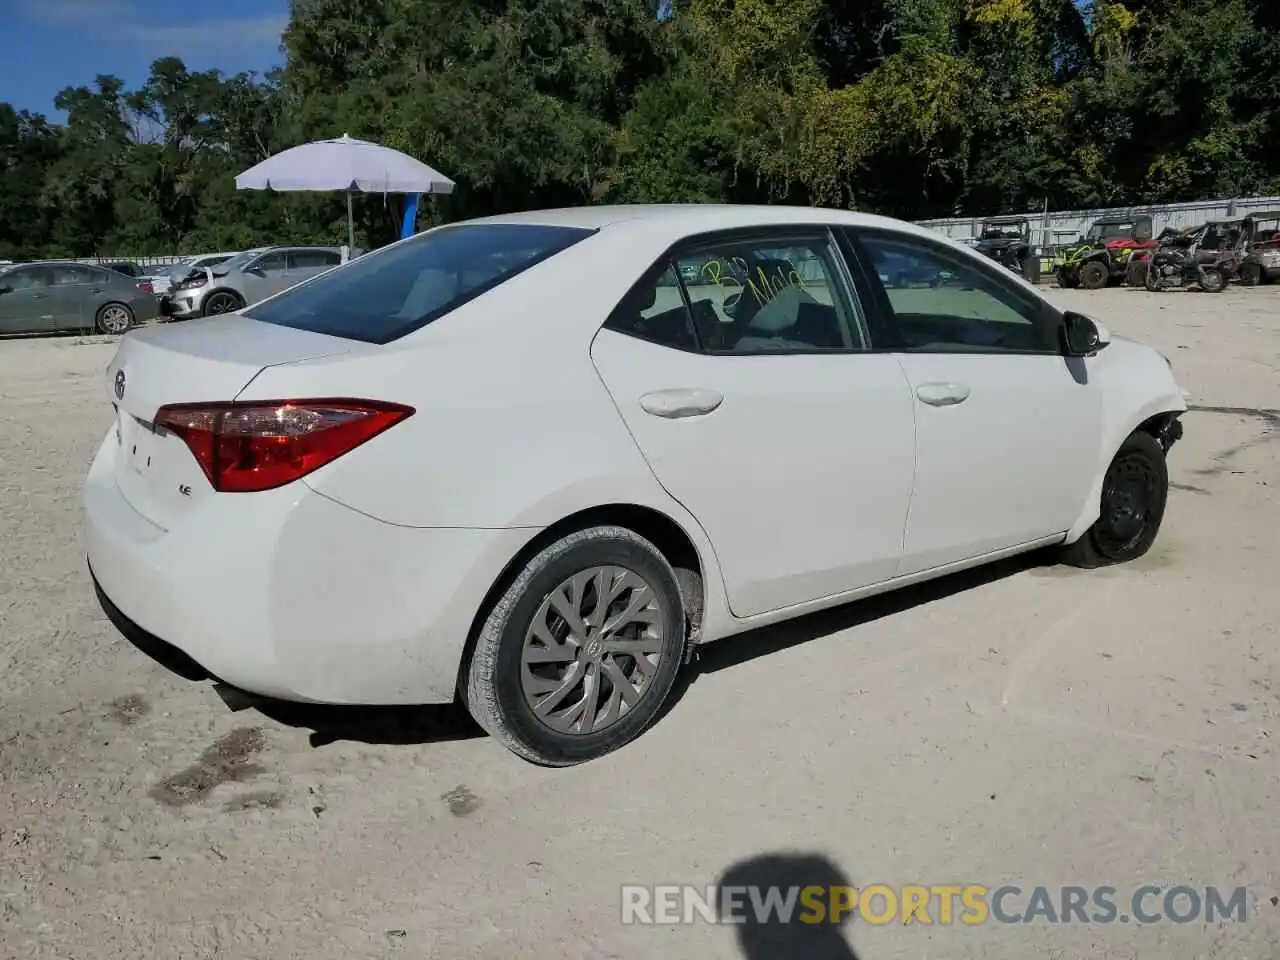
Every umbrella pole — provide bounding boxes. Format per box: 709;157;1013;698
346;192;355;256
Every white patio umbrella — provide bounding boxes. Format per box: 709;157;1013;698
234;134;455;251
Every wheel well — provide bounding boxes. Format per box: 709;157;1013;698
454;504;706;701
96;300;131;316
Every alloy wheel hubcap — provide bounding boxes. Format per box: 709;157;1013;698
102;307;129;332
521;565;667;736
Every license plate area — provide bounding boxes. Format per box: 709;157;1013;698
117;408;159;477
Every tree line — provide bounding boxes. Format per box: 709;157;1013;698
3;0;1279;260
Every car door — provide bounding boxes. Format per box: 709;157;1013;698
842;227;1102;576
47;263;99;329
0;266;58;332
590;228;918;619
244;251;289;302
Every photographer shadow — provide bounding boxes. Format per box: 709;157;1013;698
716;852;863;960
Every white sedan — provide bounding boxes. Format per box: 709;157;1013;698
84;204;1187;765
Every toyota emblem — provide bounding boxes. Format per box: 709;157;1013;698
114;369;126;401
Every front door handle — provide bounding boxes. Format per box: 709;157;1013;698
639;388;724;419
916;382;971;406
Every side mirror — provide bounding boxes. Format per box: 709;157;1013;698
1062;311;1110;356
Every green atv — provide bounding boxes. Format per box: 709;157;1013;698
1053;215;1156;290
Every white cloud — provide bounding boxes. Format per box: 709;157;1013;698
116;15;287;52
18;0;133;25
19;0;285;54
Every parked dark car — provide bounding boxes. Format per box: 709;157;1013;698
0;261;159;334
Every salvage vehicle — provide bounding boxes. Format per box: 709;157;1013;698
86;205;1187;766
974;217;1041;282
1126;219;1250;288
1239;211;1280;286
1054;215;1156;289
162;245;344;319
1143;228;1228;293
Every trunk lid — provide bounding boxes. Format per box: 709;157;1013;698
106;316;357;530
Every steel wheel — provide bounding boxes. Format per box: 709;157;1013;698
1094;452;1161;559
204;292;241;316
520;565;667;736
95;303;133;334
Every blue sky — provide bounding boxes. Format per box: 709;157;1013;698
1;0;288;118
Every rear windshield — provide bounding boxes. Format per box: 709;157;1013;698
247;223;595;344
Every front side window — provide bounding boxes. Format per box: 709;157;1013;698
252;253;287;275
247;223;595;344
2;267;49;290
852;230;1052;353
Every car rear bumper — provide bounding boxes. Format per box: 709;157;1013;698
84;432;531;704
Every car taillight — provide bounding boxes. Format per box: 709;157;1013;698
154;399;414;493
136;281;154;294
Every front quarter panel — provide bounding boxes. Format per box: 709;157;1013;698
1065;337;1187;542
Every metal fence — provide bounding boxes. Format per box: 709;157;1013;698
918;196;1280;248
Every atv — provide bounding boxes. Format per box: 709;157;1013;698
1053;214;1156;290
1126;219;1250;288
974;217;1042;283
1239;211;1280;286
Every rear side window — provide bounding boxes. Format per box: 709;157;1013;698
248;224;595;344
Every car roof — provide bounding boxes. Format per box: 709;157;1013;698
461;204;955;244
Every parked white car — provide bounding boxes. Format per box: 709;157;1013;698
84;204;1186;765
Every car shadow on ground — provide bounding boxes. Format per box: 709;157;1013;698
662;549;1055;721
225;689;484;748
230;549;1054;750
716;852;863;959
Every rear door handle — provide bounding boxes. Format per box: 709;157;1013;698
639;388;724;419
915;382;971;406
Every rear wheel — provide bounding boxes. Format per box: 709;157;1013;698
1079;260;1108;290
1239;262;1263;286
1062;431;1169;569
95;302;134;335
1199;268;1226;293
202;290;243;316
1126;258;1149;287
1056;267;1080;289
465;526;687;766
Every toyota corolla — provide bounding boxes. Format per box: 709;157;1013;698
84;204;1186;765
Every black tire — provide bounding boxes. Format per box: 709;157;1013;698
202;290;244;316
1061;431;1169;569
1199;268;1226;293
1079;260;1109;290
1020;255;1041;284
94;302;134;335
1126;259;1149;288
1145;261;1161;291
1056;267;1080;289
1239;262;1262;287
465;525;687;766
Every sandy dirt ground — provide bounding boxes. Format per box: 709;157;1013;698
1;286;1278;959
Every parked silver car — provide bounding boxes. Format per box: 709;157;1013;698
141;253;238;297
162;245;345;319
0;261;159;335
